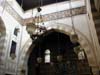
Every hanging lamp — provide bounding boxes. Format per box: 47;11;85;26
69;0;79;43
74;46;85;60
78;48;85;60
26;0;47;40
55;0;63;61
37;38;43;63
37;57;42;63
57;32;63;62
36;0;44;64
37;34;43;63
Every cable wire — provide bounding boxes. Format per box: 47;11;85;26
69;0;76;34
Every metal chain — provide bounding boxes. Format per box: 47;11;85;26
69;0;76;34
38;0;42;58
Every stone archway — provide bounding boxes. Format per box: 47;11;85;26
19;23;98;75
28;30;79;75
0;17;6;74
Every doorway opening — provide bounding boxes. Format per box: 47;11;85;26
28;30;93;75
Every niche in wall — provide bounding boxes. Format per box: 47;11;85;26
10;40;17;59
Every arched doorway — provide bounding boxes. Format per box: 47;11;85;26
27;29;93;75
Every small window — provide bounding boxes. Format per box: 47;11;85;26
45;49;50;63
14;28;19;36
10;41;17;59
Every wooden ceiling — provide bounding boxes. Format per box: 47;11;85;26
16;0;68;11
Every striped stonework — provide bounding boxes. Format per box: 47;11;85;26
24;6;86;24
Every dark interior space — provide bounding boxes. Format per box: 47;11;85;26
16;0;68;11
28;30;92;75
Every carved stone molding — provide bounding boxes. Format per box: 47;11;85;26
2;1;23;25
24;6;86;24
20;23;99;75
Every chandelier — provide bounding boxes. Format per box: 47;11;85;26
69;0;79;43
26;5;47;40
27;0;47;63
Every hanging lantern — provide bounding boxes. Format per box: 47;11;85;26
57;55;63;62
74;46;80;54
37;7;42;12
26;23;37;35
78;50;85;60
37;57;42;63
74;46;85;60
69;0;79;44
26;7;47;40
70;32;79;43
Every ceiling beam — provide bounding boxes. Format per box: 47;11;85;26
24;6;86;25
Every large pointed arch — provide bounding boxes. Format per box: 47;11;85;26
18;23;98;75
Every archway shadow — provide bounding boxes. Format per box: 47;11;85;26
28;29;92;75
